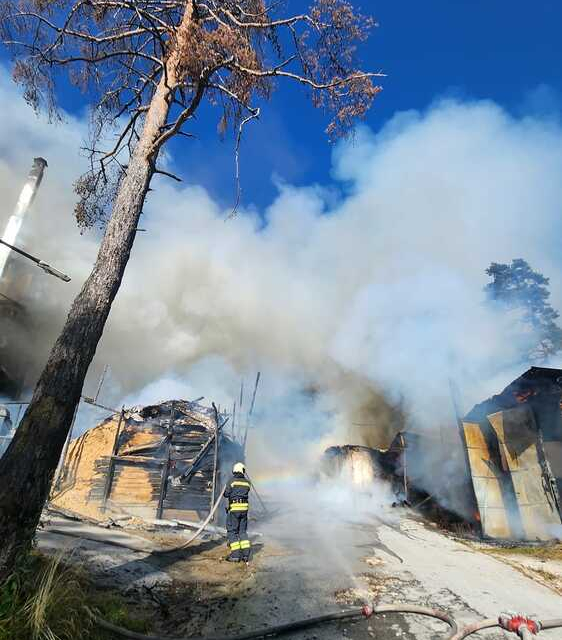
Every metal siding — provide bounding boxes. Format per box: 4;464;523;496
488;407;561;540
462;421;511;538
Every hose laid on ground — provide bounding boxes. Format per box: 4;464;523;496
87;602;562;640
87;603;458;640
370;604;457;633
43;484;244;559
152;485;226;556
542;619;562;630
447;618;499;640
42;489;229;556
87;606;364;640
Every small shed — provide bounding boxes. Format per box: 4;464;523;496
51;399;243;524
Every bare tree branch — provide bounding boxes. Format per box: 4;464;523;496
229;60;385;88
1;0;382;226
226;106;260;221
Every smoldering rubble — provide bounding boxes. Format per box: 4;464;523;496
321;366;562;542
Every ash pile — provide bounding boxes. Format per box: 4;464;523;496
50;399;243;527
321;367;562;542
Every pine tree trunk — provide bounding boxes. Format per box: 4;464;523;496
0;5;194;584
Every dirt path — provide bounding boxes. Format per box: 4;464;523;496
38;502;562;640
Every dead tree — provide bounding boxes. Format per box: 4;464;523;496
0;0;382;581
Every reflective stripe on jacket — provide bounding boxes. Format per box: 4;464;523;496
224;473;251;511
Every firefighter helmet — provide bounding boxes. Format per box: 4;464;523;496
233;462;246;474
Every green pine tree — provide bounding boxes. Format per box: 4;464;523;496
485;258;562;362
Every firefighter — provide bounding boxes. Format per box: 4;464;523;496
224;462;251;562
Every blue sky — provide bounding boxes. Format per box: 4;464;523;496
171;0;562;210
2;1;561;212
168;0;562;210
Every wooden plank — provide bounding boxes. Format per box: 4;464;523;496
211;403;219;519
101;408;124;512
111;455;165;466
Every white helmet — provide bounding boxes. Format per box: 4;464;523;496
233;462;246;474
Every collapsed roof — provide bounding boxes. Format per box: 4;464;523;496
50;399;242;524
466;367;562;441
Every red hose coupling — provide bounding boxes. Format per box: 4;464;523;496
361;604;374;618
499;613;541;636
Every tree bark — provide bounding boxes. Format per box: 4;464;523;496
0;4;194;584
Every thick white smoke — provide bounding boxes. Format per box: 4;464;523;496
2;66;562;465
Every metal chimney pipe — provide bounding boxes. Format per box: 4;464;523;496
0;157;48;281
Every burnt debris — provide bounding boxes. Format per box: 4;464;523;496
322;367;562;542
50;399;243;526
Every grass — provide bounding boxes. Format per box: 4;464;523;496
489;543;562;562
0;551;151;640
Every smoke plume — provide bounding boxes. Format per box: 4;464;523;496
2;66;562;471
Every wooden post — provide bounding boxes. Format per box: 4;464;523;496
242;372;261;453
400;432;408;503
101;406;125;512
156;403;175;519
210;403;220;521
53;400;80;492
94;364;109;403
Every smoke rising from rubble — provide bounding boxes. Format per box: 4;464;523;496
2;67;562;467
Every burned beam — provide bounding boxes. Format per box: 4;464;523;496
156;403;175;520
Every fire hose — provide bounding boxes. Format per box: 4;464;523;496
151;485;227;555
85;604;562;640
51;489;562;639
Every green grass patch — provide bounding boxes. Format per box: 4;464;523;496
0;551;151;640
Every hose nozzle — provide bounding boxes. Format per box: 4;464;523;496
499;612;541;637
361;604;374;618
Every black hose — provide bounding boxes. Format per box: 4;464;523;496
87;603;460;640
87;607;363;640
86;600;562;640
152;485;226;555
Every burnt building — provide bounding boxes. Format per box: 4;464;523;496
462;367;562;540
50;399;243;525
